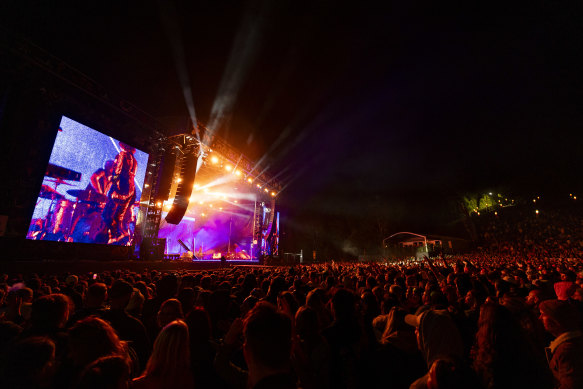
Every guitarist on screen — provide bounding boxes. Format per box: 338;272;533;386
102;142;138;245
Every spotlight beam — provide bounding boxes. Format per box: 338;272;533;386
157;0;199;140
208;2;271;136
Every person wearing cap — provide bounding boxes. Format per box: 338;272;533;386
405;309;464;389
539;299;583;389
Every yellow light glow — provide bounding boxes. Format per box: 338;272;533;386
156;202;162;207
256;184;261;188
203;188;209;193
535;210;539;214
247;178;253;183
209;204;213;207
271;192;276;197
264;188;269;193
199;201;204;205
219;207;223;210
234;200;238;203
574;196;577;200
211;156;219;164
235;170;242;176
144;184;149;188
494;211;498;215
201;213;205;217
225;165;232;172
194;184;200;190
176;177;182;183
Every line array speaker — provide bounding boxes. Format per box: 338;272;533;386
155;148;177;202
165;152;197;224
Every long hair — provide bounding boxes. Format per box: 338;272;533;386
68;316;127;367
145;320;191;379
472;303;552;389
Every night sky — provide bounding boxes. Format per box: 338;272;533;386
2;1;582;252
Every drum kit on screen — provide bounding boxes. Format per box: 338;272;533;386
32;164;109;243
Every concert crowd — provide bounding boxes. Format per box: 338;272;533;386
1;215;583;388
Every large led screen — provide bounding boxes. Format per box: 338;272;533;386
27;116;149;246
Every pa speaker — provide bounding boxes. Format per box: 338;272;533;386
165;152;197;224
155;148;177;202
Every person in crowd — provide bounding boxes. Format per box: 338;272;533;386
56;316;130;389
539;299;583;389
472;302;553;389
69;282;107;323
75;355;130;389
293;306;330;389
102;280;151;371
0;336;56;389
405;308;464;389
21;293;71;357
243;302;296;389
132;320;194;389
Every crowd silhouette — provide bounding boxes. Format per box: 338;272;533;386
1;207;583;388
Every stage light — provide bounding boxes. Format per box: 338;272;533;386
235;170;242;176
157;202;162;207
535;209;539;214
264;188;269;192
219;207;223;210
234;200;238;203
201;213;205;217
176;177;182;183
144;184;149;188
211;155;219;164
256;183;261;188
271;192;276;197
225;165;232;172
247;178;253;183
